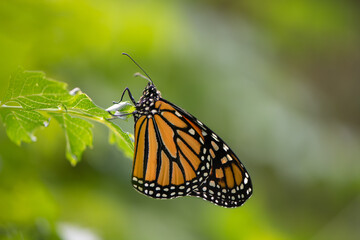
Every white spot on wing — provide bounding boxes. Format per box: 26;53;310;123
211;133;219;141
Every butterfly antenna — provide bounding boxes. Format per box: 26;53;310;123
122;52;153;85
133;72;152;83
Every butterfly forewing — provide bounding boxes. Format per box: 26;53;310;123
132;98;212;199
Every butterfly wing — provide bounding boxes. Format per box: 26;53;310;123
189;137;253;208
132;99;212;199
159;99;253;207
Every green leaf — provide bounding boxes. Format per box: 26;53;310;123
67;93;110;118
2;69;72;109
51;113;93;166
108;122;134;158
0;68;135;164
0;108;49;145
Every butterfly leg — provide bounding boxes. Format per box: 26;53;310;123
107;87;137;120
113;87;136;105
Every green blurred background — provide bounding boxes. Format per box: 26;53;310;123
0;0;359;239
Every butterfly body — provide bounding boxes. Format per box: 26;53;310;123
133;84;161;121
113;81;253;208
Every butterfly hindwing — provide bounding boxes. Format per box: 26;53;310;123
189;139;253;208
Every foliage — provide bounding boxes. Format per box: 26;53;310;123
0;68;134;165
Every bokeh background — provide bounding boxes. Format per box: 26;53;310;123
0;0;359;239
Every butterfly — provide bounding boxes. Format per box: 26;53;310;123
109;53;252;208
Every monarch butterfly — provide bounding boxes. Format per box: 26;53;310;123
109;53;252;208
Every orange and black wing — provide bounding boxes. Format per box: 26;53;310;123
132;99;212;199
189;135;253;207
160;99;253;207
159;98;253;207
132;97;252;207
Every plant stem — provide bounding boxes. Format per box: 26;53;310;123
0;104;134;154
